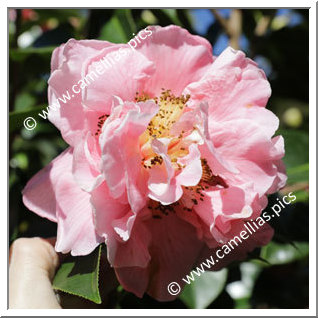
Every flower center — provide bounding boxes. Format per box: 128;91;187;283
135;90;228;219
94;89;227;220
137;89;191;170
138;89;190;139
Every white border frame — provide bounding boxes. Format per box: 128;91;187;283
3;1;316;316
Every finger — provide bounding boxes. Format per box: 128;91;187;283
10;237;68;267
9;237;61;309
42;237;69;264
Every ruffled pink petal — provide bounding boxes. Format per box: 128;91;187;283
90;181;130;238
145;212;205;301
184;47;271;121
115;266;150;299
211;119;285;196
198;102;239;176
83;46;155;112
108;216;152;268
267;136;287;193
148;138;178;204
72;132;103;192
90;182;151;268
54;172;102;256
51;38;111;72
50;43;66;73
48;39;114;146
176;143;202;186
22;148;73;223
269;135;285;160
100;100;159;212
137;25;213;96
170;107;202;137
227;106;279;138
149;140;203;205
115;211;205;301
194;185;255;243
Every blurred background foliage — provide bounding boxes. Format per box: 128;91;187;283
9;8;309;309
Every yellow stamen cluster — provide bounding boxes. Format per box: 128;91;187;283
144;89;190;139
138;89;191;170
142;155;163;169
93;90;229;219
136;90;229;218
136;89;190;138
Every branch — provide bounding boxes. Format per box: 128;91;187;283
210;9;242;50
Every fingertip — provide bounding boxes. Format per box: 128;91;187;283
10;237;60;280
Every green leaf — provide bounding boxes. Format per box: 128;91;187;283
161;9;183;25
257;241;309;265
53;245;102;304
14;92;37;112
99;9;136;43
278;130;309;200
151;9;183;26
33;9;82;23
179;269;228;309
278;129;309;170
286;163;309;184
277;130;309;201
293;189;309;202
10;46;55;62
234;296;251;309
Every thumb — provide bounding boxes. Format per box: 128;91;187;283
9;237;61;309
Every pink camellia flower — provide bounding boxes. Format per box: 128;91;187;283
23;25;286;301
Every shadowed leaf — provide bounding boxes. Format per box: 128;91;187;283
53;245;102;304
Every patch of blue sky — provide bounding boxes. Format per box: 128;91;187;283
191;9;250;55
218;9;231;18
190;9;215;35
213;33;229;56
276;9;304;27
254;55;273;77
190;9;233;35
212;34;249;56
239;34;249;52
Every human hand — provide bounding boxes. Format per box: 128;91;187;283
9;237;61;309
